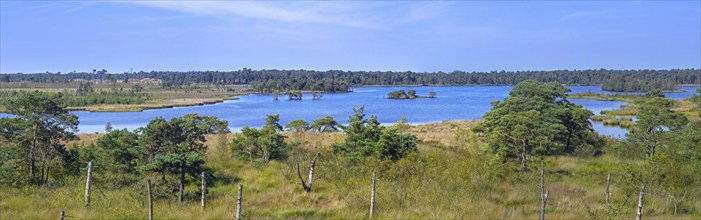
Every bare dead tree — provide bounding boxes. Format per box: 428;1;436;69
201;172;206;210
540;160;549;220
370;172;376;219
236;184;243;220
636;186;644;220
296;152;320;195
147;179;153;220
84;161;93;209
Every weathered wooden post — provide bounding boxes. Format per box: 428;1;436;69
297;153;320;195
636;186;644;220
605;173;612;209
84;161;93;209
147;179;153;220
539;160;549;220
236;184;243;220
178;157;185;203
370;172;376;219
201;172;206;210
60;210;65;220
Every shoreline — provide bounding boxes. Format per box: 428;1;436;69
65;96;240;112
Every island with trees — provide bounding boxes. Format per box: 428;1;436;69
387;89;436;99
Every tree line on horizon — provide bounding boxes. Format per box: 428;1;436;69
3;68;699;89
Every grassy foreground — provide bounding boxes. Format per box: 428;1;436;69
1;121;699;219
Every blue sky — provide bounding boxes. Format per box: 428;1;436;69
1;1;699;73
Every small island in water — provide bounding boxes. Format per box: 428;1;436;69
387;89;436;99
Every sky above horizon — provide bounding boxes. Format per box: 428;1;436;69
1;1;700;73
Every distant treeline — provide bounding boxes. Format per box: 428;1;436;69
3;69;700;89
601;78;677;92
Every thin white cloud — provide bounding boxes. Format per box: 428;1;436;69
63;3;91;14
118;1;444;30
122;1;380;29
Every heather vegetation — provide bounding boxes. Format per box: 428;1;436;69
1;81;700;219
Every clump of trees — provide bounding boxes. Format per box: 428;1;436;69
287;91;303;100
0;91;78;186
626;94;687;158
610;91;701;215
474;80;601;171
75;114;229;196
231;115;288;163
1;93;230;198
387;90;436;99
332;107;418;161
76;82;95;95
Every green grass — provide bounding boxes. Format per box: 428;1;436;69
1;121;700;219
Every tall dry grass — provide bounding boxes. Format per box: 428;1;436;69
2;121;699;219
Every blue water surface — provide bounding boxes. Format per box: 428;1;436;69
1;86;698;138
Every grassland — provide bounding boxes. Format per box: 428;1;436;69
2;121;699;219
571;91;700;122
0;82;247;112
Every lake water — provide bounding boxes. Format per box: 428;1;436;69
1;86;698;138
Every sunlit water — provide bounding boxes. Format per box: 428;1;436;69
1;86;698;138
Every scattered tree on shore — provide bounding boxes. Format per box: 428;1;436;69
0;91;78;185
285;120;310;132
332;106;418;161
474;80;599;171
231;115;287;163
311;116;341;132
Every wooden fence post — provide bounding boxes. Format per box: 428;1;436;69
236;184;243;220
84;161;93;209
605;173;612;209
636;186;644;220
178;157;185;203
147;179;153;220
201;172;206;210
540;160;549;220
370;172;376;219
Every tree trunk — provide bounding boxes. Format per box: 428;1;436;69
84;161;93;209
566;129;573;152
521;139;528;172
178;157;185;203
636;186;644;220
29;124;38;183
236;184;243;220
605;173;611;209
296;153;320;195
147;179;153;220
370;172;376;219
201;172;206;210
